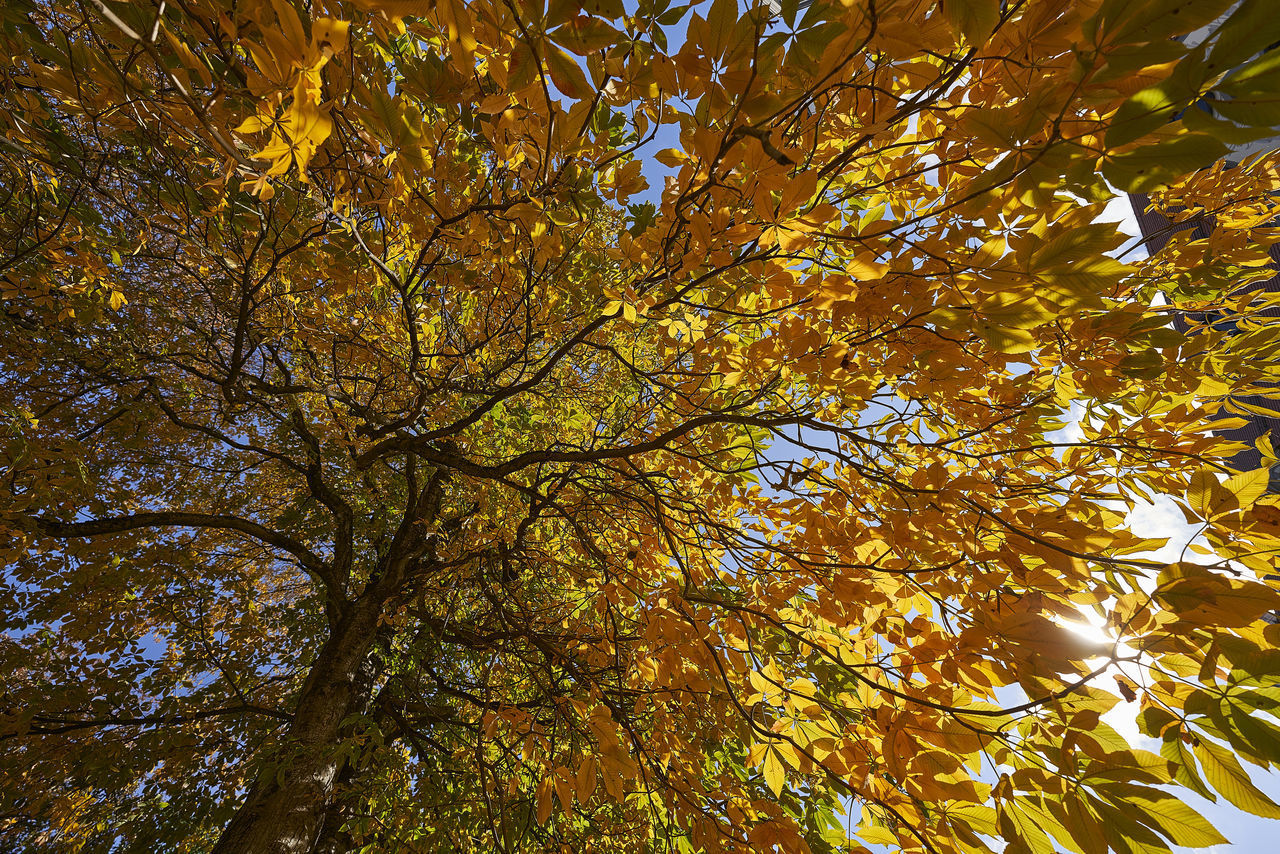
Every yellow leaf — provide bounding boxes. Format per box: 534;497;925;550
1196;739;1280;818
435;0;478;53
775;740;801;769
311;18;349;58
762;745;786;796
546;47;591;100
1222;467;1269;510
268;0;307;55
575;758;597;803
233;114;271;135
857;824;898;845
1027;223;1122;271
282;100;333;174
1187;470;1220;519
536;778;554;824
1126;792;1228;848
847;256;889;281
654;148;685;167
553;769;574;814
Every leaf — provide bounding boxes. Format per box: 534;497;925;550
654;148;685;167
536;778;554;824
1206;0;1280;72
1103;133;1230;193
553;769;575;813
1162;731;1218;802
998;800;1056;854
1157;563;1280;627
575;758;598;803
550;17;619;56
1105;51;1213;148
311;18;350;57
762;745;786;797
856;824;898;845
1064;793;1108;854
704;0;737;60
1127;792;1228;848
974;318;1036;354
233;114;271;135
943;0;999;43
546;47;592;100
1187;470;1220;519
1028;224;1123;270
1196;739;1280;818
847;256;889;281
349;0;435;20
1222;467;1269;510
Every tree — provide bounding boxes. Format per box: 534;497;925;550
3;0;1280;851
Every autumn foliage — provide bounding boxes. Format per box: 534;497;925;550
5;0;1280;851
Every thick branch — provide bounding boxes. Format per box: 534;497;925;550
30;511;336;589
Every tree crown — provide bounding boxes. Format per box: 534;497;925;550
4;0;1280;852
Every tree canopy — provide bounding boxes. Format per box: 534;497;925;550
4;0;1280;851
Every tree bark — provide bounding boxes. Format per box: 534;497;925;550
311;750;363;854
211;602;381;854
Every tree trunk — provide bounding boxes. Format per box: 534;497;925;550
312;759;360;854
211;602;381;854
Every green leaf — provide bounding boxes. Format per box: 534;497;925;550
1103;133;1230;193
1106;49;1211;149
1088;0;1236;48
1227;703;1280;766
1182;103;1280;145
1207;0;1280;79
